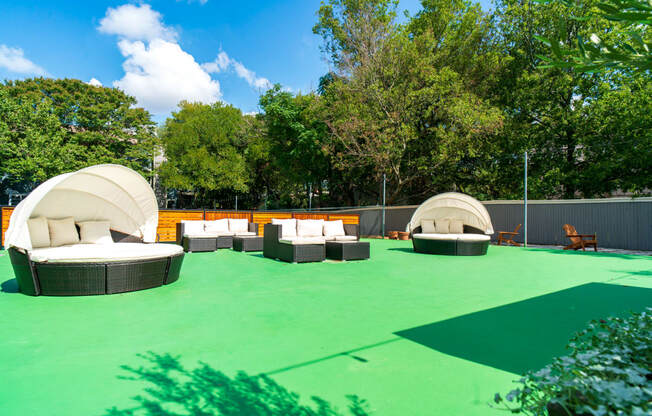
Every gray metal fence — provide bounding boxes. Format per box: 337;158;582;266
330;198;652;251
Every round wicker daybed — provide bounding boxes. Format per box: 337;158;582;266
406;192;494;256
5;164;184;296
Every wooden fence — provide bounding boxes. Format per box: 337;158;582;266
0;207;360;247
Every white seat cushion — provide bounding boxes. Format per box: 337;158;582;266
323;220;346;237
456;233;490;242
29;243;183;263
77;221;114;245
182;220;206;234
48;217;80;247
204;219;229;233
413;233;490;242
235;231;256;236
184;232;218;239
228;218;249;234
297;219;324;237
27;217;50;248
279;237;326;245
334;235;357;241
271;218;297;238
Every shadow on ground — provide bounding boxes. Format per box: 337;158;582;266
395;282;652;375
1;278;18;293
105;352;370;416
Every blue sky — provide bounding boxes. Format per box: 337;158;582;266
0;0;492;122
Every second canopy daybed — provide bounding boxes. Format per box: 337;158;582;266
5;164;184;296
406;192;494;256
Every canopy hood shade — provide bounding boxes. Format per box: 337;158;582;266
406;192;494;235
5;164;158;250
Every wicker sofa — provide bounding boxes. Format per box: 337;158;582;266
4;164;185;296
263;218;359;263
176;219;258;252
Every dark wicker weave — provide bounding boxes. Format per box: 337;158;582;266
325;241;370;261
216;236;233;249
233;236;263;252
412;235;489;256
263;223;326;263
7;247;185;296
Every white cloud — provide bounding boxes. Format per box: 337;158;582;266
203;51;272;90
87;78;103;87
0;45;47;75
181;0;208;4
114;39;221;114
98;4;177;42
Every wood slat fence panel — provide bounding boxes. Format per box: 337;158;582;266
1;206;14;248
157;210;204;242
205;211;252;221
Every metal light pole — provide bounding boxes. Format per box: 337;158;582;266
235;195;238;211
381;174;386;238
524;151;528;247
308;183;312;211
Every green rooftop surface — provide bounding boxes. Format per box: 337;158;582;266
0;240;650;415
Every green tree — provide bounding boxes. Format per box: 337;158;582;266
0;78;157;201
158;101;252;208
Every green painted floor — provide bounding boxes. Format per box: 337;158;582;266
0;240;650;415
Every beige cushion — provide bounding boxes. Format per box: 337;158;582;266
271;218;297;238
297;219;324;237
323;220;346;237
449;219;464;234
412;233;490;242
228;218;249;234
184;232;217;239
335;235;357;241
204;219;228;233
456;233;490;242
27;217;50;248
47;217;80;247
235;231;256;236
280;236;326;245
435;219;450;234
29;243;183;263
182;220;206;234
77;221;113;245
420;219;436;234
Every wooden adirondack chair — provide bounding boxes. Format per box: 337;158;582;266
562;224;598;251
497;224;522;246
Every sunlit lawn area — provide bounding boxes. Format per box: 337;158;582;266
0;240;650;415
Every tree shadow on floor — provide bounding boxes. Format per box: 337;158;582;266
394;282;652;375
1;278;19;293
105;352;370;416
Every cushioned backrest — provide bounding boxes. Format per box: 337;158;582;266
27;217;51;248
271;218;297;238
297;219;324;237
77;221;114;245
205;219;229;233
182;220;206;234
435;219;450;234
228;218;249;233
323;220;345;237
48;217;80;247
420;219;436;234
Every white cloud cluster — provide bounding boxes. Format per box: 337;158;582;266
98;3;222;116
0;44;47;75
203;51;272;90
98;4;177;42
87;78;103;87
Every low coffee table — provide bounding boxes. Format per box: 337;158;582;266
325;240;370;261
233;236;263;252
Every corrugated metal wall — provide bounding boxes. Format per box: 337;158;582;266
333;198;652;251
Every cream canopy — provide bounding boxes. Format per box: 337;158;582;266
5;164;158;250
406;192;494;235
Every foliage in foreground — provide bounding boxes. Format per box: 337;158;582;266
494;308;652;416
105;352;370;416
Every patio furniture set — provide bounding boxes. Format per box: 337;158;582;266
176;216;369;263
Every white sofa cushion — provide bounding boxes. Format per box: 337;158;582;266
297;219;324;237
323;220;346;237
29;243;183;263
335;235;357;241
235;231;256;237
228;218;249;234
434;219;450;234
27;217;50;248
77;221;113;245
182;220;206;234
271;218;297;238
449;219;464;234
48;217;80;247
280;236;326;245
412;233;490;242
204;219;229;233
420;219;436;234
184;232;219;238
456;233;490;242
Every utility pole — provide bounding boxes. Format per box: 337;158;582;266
524;151;528;247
